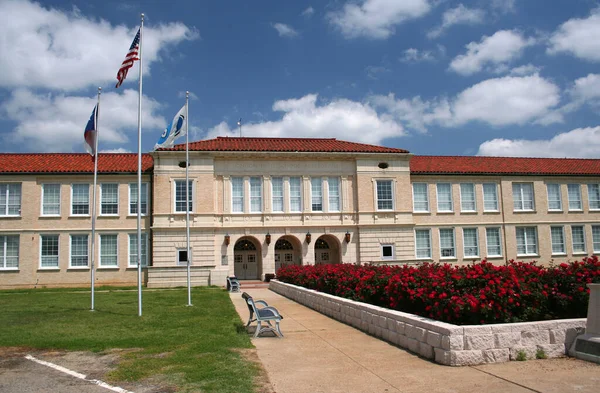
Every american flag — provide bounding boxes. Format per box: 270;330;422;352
115;28;140;88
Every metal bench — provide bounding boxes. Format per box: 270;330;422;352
227;276;240;292
241;292;284;338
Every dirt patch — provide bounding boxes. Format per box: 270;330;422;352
235;348;276;393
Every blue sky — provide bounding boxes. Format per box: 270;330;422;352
1;0;600;157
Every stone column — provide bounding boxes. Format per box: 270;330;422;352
573;283;600;364
586;283;600;335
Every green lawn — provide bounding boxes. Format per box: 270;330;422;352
0;287;262;393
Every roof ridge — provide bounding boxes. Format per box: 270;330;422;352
413;155;599;160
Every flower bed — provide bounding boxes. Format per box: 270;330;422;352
276;257;600;325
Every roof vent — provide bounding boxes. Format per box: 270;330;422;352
378;162;389;169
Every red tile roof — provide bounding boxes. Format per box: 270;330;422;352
0;153;153;174
411;156;600;176
160;137;409;154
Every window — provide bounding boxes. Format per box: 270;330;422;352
436;183;453;212
381;244;394;260
376;180;393;210
547;184;562;211
463;228;479;257
550;226;566;254
485;228;502;257
439;228;455;258
99;234;118;267
71;184;89;215
589;184;600;210
412;183;429;212
70;235;88;268
175;180;193;213
0;235;19;269
177;249;190;265
415;229;432;259
513;183;534;211
231;177;244;213
0;183;21;216
516;227;537;256
40;235;59;268
483;183;498;211
129;233;148;267
592;226;600;253
42;184;61;216
101;184;119;215
311;178;323;211
250;177;262;213
289;177;302;212
567;184;582;211
460;183;476;212
328;177;340;212
129;183;148;215
571;226;586;254
272;177;283;213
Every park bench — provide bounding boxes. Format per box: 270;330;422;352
241;292;284;338
227;276;240;292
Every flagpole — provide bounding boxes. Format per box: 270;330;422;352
137;13;144;317
91;87;101;311
185;91;192;306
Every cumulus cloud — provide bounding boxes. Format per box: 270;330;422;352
477;127;600;158
508;64;541;76
101;148;132;153
400;48;434;63
449;30;535;75
0;0;198;91
272;23;299;38
1;89;165;152
491;0;516;14
301;6;314;17
205;94;404;145
427;4;485;39
570;73;600;102
327;0;431;39
548;8;600;62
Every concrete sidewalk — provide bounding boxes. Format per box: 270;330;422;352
231;288;600;393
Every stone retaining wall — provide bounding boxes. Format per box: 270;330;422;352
270;280;586;366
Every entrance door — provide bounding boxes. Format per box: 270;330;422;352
234;252;258;279
315;250;330;265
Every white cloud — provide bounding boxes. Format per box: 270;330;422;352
368;94;452;133
178;91;199;101
301;6;314;17
400;48;434;63
327;0;431;39
427;4;485;39
508;64;541;76
0;0;197;92
449;30;535;75
570;73;600;101
272;23;299;38
365;65;391;80
101;148;132;153
477;127;600;158
206;94;404;145
1;89;165;152
490;0;516;14
548;8;600;62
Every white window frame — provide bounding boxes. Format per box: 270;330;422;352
174;179;193;213
311;177;323;212
99;234;118;268
412;183;429;212
0;235;19;270
328;177;341;212
460;183;476;212
100;183;119;216
71;183;90;216
376;179;394;211
0;183;22;217
592;225;600;254
571;225;586;254
463;227;479;258
128;182;148;216
516;227;538;256
483;183;499;212
513;183;535;212
249;177;262;213
550;226;566;255
69;234;89;269
414;229;432;259
40;234;60;269
41;183;61;216
380;244;394;260
547;183;562;211
588;184;600;211
128;233;148;267
439;228;456;259
485;227;502;258
231;177;244;213
177;248;191;266
436;183;453;212
289;177;302;213
271;177;284;213
567;184;582;211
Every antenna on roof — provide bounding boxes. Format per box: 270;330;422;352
237;118;242;137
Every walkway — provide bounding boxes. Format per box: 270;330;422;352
231;288;600;393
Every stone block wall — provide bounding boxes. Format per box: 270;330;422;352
269;280;586;366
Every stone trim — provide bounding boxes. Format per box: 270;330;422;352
269;280;586;366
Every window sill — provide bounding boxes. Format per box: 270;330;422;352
437;211;454;214
127;214;148;217
38;267;60;271
69;215;90;218
0;268;19;271
513;210;536;213
99;214;120;218
589;208;600;212
126;266;148;269
548;210;563;213
517;254;539;258
67;267;90;270
97;266;119;270
486;255;503;259
551;253;567;256
0;215;21;218
464;255;480;259
573;252;588;256
413;211;430;214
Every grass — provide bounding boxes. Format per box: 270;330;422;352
0;287;261;393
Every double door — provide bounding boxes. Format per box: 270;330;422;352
234;252;258;280
275;252;294;272
315;250;330;265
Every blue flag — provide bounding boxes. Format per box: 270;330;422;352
84;104;98;157
154;104;187;150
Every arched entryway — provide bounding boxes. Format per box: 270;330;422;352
314;235;341;265
274;236;302;272
234;237;262;280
